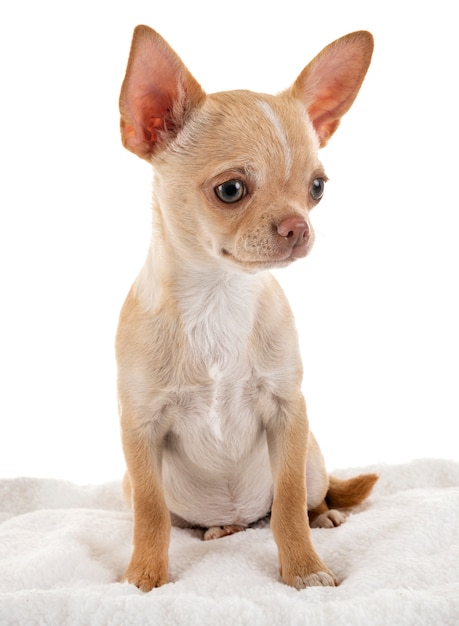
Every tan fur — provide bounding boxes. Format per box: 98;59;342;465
308;473;379;528
116;25;375;591
326;473;380;509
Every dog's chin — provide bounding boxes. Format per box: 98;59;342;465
220;247;309;272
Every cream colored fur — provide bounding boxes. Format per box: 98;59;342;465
116;25;376;592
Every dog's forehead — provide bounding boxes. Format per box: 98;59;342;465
208;90;317;152
174;89;320;181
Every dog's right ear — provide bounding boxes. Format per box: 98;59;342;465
119;25;206;160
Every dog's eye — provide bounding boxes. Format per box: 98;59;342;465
215;179;246;204
310;178;325;201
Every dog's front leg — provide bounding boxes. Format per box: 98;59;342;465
121;425;171;591
266;394;337;589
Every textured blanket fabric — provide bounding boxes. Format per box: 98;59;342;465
1;459;459;625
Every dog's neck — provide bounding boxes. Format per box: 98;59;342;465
133;213;265;368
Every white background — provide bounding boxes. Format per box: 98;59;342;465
0;1;457;484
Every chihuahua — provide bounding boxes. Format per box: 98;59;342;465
116;25;377;591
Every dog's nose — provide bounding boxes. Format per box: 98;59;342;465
277;217;309;248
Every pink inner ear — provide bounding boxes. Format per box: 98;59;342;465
131;86;176;143
306;85;347;144
119;25;205;159
146;117;165;142
304;65;365;145
291;32;373;146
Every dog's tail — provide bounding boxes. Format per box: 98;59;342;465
325;472;379;509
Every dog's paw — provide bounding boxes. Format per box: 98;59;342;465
310;509;346;529
123;560;169;592
204;524;246;540
280;553;338;589
293;571;338;589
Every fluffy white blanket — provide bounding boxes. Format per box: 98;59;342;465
1;459;459;625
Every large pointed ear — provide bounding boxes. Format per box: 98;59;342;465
288;31;374;147
119;25;206;160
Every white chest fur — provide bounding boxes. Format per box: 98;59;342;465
171;269;265;458
175;269;262;370
160;270;274;526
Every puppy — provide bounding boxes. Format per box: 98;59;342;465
116;25;377;591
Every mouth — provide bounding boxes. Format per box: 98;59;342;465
220;248;302;271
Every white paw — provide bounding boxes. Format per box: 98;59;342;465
310;509;346;529
293;571;337;589
204;524;245;540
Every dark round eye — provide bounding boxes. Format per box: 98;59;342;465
215;179;246;204
310;177;325;201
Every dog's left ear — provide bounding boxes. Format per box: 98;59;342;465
119;25;206;160
289;31;374;147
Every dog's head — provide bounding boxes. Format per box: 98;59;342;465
119;26;373;272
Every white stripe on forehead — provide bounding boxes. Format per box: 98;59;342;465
256;100;292;177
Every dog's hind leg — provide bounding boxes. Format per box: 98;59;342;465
308;500;346;528
309;473;379;528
